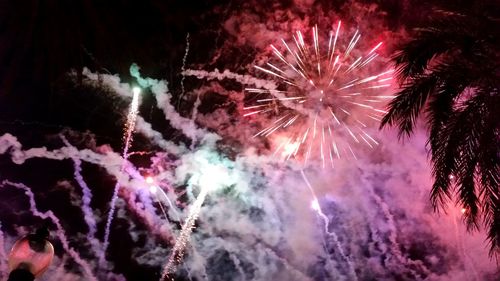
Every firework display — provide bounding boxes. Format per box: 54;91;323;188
0;2;496;281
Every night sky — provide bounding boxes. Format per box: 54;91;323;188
0;1;498;280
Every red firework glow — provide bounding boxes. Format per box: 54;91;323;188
245;21;394;167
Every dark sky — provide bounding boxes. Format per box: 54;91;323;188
0;1;498;281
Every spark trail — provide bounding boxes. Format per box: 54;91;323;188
150;184;181;222
365;184;430;277
103;86;141;256
178;33;190;110
246;22;393;164
146;176;181;222
300;170;358;280
161;185;209;280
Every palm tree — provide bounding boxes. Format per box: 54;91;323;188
380;3;499;256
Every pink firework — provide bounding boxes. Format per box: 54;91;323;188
245;21;394;167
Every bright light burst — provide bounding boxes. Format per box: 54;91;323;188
245;21;394;166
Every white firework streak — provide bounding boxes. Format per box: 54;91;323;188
245;22;393;165
103;88;141;256
301;170;358;280
161;186;209;280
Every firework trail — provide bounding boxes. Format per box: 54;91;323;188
137;179;165;226
0;133;126;178
318;229;338;278
149;187;170;221
129;64;206;143
246;22;393;165
161;151;235;280
83;68;216;257
148;180;181;222
0;55;494;281
60;136;103;261
191;89;202;131
122;87;142;156
145;176;172;221
365;184;430;277
115;180;168;231
0;180;98;281
83;68;187;155
300;170;358;280
178;33;190;110
0;131;178;244
260;244;311;281
103;86;141;256
183;68;277;91
161;185;209;280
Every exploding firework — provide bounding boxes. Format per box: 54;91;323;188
0;65;496;281
245;21;394;166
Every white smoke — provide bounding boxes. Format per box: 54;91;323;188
0;1;497;281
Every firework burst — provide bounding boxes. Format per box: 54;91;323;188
245;21;393;167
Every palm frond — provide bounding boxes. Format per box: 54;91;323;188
393;14;477;81
427;88;460;209
381;60;473;138
382;4;500;254
394;6;500;81
426;61;474;208
431;90;499;247
474;89;500;255
380;74;438;137
487;208;500;257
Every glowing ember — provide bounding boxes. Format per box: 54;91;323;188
311;199;320;211
149;185;158;194
145;176;154;184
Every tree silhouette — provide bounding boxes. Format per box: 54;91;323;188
381;4;499;255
